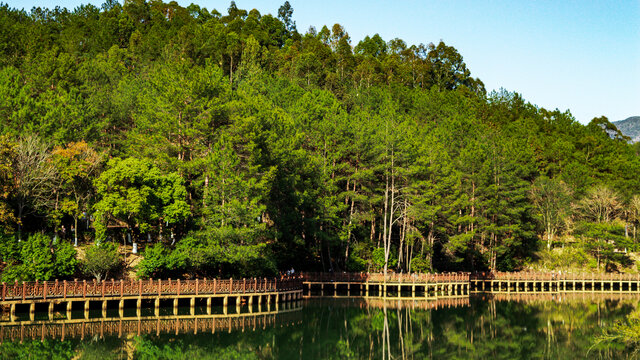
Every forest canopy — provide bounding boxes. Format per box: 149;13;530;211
1;0;639;280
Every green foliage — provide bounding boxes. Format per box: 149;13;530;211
575;222;633;271
1;233;77;282
93;157;190;241
137;232;277;279
410;257;432;273
596;310;640;356
51;141;102;243
371;248;397;271
346;243;370;272
528;246;592;271
136;243;182;279
0;229;20;263
529;176;573;247
82;242;122;281
0;339;75;360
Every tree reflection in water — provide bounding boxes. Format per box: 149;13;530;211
0;294;637;359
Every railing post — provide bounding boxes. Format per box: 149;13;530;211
139;279;142;296
158;279;162;297
243;279;246;294
213;278;217;295
102;280;106;297
83;280;87;298
196;278;199;296
22;281;25;301
120;279;123;298
43;281;48;300
63;280;67;300
177;279;181;296
230;278;233;294
1;282;4;301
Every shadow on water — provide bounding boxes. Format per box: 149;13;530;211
1;294;639;359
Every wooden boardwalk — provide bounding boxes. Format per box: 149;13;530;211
469;272;640;293
302;272;470;298
0;277;302;322
4;271;640;322
302;272;640;298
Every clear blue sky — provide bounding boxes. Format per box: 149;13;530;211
8;0;640;124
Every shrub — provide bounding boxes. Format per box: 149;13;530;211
371;247;397;272
136;232;278;279
410;257;432;273
136;243;175;278
83;242;122;281
346;243;370;272
0;233;78;282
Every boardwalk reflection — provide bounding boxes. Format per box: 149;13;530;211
0;300;303;343
308;295;471;310
478;291;640;304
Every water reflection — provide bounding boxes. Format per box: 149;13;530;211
296;295;638;359
0;295;637;359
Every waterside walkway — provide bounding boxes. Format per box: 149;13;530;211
0;277;302;322
470;272;640;293
302;271;640;297
4;271;640;323
302;272;469;298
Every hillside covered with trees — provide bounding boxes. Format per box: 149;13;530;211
1;1;640;281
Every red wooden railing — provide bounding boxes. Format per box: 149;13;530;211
300;272;470;283
469;272;640;281
0;276;302;302
5;271;637;302
302;271;640;284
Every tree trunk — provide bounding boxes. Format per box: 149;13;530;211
408;240;414;272
345;178;356;266
229;55;233;84
398;198;408;271
221;176;225;227
383;163;389;275
384;147;396;276
74;215;79;245
471;179;475;233
427;225;434;270
371;216;376;244
17;204;24;241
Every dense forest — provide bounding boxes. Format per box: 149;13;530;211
1;0;640;282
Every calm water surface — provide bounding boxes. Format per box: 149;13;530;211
0;294;637;359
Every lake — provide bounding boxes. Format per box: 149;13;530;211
0;293;636;359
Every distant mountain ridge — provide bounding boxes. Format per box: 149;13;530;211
613;116;640;143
